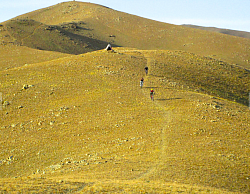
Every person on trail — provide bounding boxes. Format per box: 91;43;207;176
140;77;144;88
145;66;148;75
150;88;154;101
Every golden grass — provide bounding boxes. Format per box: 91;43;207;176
0;48;249;193
0;2;250;192
142;50;250;105
0;44;71;71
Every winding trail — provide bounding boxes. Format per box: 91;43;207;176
20;24;43;46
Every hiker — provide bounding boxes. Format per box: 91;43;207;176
145;66;148;75
140;77;144;88
150;88;154;101
105;44;113;51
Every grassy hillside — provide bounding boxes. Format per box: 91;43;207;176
0;44;71;71
144;50;250;105
1;1;250;68
0;48;249;193
0;1;250;193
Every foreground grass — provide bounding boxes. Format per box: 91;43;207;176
0;48;249;193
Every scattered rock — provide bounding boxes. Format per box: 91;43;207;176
38;121;42;126
212;105;221;109
49;164;62;170
50;121;55;125
22;85;29;90
22;84;34;90
59;106;69;111
3;101;10;106
8;156;14;161
17;105;24;109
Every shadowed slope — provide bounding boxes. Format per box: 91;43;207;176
143;50;250;105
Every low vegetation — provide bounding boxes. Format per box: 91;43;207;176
146;50;250;105
0;1;249;193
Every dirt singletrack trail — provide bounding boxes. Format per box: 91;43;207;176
133;51;250;193
20;24;43;46
135;53;174;181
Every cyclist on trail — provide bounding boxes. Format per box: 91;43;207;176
140;77;144;88
144;66;148;75
150;88;154;101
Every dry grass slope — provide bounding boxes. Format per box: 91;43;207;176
0;1;250;193
0;48;249;193
0;44;71;71
145;50;250;106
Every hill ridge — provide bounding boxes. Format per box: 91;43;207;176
182;24;250;39
1;1;250;68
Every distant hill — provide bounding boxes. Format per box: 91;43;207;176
0;1;250;68
182;24;250;39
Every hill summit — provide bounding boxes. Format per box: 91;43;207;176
1;1;250;68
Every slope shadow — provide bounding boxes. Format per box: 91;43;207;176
61;28;121;53
156;98;182;101
19;21;121;54
143;87;159;89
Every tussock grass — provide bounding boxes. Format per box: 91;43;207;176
0;1;250;192
0;49;250;193
145;50;250;106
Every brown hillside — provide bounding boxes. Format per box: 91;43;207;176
0;1;250;193
0;1;249;68
0;48;249;193
0;44;71;71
